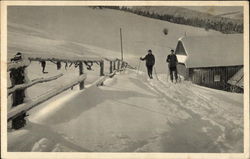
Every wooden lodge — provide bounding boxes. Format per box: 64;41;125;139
175;34;243;91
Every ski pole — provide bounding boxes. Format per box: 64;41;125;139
154;67;159;80
136;60;139;74
137;60;141;75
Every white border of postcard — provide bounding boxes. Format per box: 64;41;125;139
1;1;249;159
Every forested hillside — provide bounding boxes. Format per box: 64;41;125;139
102;6;243;34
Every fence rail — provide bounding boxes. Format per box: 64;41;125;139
7;52;128;129
95;70;117;86
28;56;104;63
8;73;64;95
8;74;87;121
7;60;30;71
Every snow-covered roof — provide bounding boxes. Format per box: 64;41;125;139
176;34;243;68
227;67;244;88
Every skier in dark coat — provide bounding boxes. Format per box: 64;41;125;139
166;49;178;83
140;49;155;79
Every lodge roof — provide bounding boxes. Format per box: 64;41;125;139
176;34;243;68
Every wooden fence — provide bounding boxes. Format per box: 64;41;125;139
7;53;128;129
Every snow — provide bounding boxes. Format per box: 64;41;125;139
8;6;222;73
176;55;187;64
6;7;243;153
177;34;243;68
8;69;243;152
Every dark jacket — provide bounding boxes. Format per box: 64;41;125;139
140;53;155;66
166;54;178;68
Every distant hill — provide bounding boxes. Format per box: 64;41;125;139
131;6;215;19
130;6;242;22
181;6;243;20
215;11;243;20
106;6;243;34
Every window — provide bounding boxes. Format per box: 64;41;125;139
175;41;187;55
214;75;220;82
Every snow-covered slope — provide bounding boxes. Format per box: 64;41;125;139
8;70;243;152
8;6;221;73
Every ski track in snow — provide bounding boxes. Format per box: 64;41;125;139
134;71;243;152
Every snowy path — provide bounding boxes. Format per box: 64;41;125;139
8;69;243;152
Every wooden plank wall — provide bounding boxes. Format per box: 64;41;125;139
177;63;189;80
189;66;242;90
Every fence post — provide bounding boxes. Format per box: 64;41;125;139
79;62;84;90
110;61;113;74
117;60;120;71
100;60;104;85
56;61;61;70
125;62;128;68
113;61;116;71
10;66;27;129
100;60;104;76
120;61;124;71
122;61;125;69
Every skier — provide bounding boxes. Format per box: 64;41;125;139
166;49;178;83
140;49;155;79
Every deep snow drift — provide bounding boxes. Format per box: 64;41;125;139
8;69;243;152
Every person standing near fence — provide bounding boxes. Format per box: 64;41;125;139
140;49;155;79
166;49;178;83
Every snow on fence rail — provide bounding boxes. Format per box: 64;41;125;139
7;74;87;122
28;56;103;63
95;70;117;86
7;53;128;129
8;73;64;95
7;59;31;71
